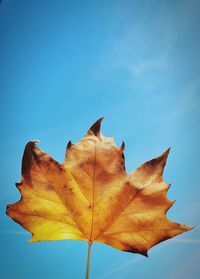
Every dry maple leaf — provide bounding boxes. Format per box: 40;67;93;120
6;118;192;272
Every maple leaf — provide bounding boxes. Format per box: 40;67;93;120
7;118;192;264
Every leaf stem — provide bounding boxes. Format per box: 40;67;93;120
86;241;92;279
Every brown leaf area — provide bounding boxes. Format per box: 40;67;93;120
6;118;192;256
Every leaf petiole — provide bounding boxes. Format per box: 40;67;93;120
86;241;92;279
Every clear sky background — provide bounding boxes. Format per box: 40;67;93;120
0;0;200;278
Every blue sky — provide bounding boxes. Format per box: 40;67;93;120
0;0;200;278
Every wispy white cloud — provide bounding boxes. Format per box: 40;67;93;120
97;244;166;279
168;248;200;279
92;2;178;81
97;256;141;279
170;238;200;244
0;230;29;235
93;0;200;82
127;31;175;76
128;57;167;76
97;237;199;279
169;78;200;120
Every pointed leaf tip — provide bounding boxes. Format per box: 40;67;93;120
162;147;171;158
185;225;195;232
121;141;125;151
25;140;40;149
30;139;40;143
87;117;104;138
67;141;72;149
155;147;171;165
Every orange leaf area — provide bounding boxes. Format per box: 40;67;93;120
6;118;192;256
